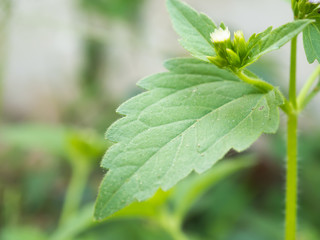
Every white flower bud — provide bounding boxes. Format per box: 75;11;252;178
234;30;244;39
210;27;230;43
309;0;320;3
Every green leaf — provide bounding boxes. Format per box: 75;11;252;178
166;0;216;61
96;156;252;223
244;19;313;68
94;58;283;220
303;21;320;63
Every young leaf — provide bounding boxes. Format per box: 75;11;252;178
303;21;320;63
243;19;313;68
94;58;283;220
166;0;216;61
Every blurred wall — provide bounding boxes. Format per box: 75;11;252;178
3;0;80;121
2;0;319;121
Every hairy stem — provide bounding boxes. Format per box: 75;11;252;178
289;37;297;109
285;36;298;240
235;70;291;114
297;65;320;111
285;113;298;240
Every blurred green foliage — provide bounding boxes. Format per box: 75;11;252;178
1;122;320;239
80;0;144;21
0;122;255;240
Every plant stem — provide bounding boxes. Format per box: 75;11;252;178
297;65;320;111
299;84;320;110
235;70;292;114
289;37;297;109
235;70;274;92
285;112;298;240
285;36;298;240
159;211;188;240
59;159;91;226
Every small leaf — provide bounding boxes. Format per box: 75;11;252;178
244;19;313;68
94;58;283;220
166;0;216;61
303;21;320;63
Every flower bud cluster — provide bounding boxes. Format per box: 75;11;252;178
207;24;248;70
292;0;320;19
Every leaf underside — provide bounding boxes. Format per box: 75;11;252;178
94;58;283;220
166;0;216;61
303;21;320;63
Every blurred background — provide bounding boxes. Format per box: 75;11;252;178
1;0;320;239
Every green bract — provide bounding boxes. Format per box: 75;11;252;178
207;20;312;70
292;0;320;19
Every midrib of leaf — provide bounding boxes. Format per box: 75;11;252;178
169;0;215;55
119;79;238;121
117;75;238;117
98;92;267;214
161;94;269;184
117;81;245;141
107;79;240;144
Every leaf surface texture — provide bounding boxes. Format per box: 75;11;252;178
94;58;283;219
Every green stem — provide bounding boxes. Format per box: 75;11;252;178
59;159;91;226
297;65;320;111
235;70;292;114
50;203;94;240
285;35;299;240
235;70;274;92
300;85;320;109
159;211;188;240
289;37;297;109
285;113;298;240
